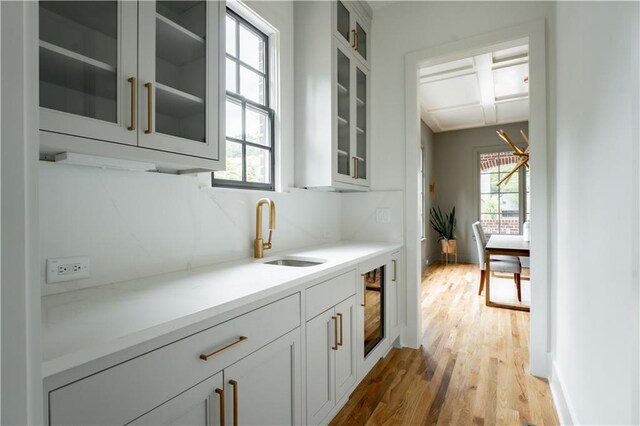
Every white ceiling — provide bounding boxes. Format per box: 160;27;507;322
419;44;529;133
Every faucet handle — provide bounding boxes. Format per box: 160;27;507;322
264;229;273;249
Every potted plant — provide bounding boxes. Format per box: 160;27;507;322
430;206;457;254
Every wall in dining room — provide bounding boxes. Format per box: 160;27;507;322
420;120;435;269
429;121;528;264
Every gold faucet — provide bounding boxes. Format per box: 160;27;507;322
254;198;276;258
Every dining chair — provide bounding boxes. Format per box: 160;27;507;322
472;221;523;301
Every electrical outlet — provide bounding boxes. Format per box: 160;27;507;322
376;208;391;223
46;256;90;284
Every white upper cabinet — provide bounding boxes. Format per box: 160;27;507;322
38;0;225;172
294;1;372;191
138;1;221;160
334;1;370;68
39;1;138;145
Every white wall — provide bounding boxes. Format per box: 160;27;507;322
431;121;528;263
371;1;553;192
1;2;42;424
553;2;639;424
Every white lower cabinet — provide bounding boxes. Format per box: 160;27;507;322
46;294;300;426
44;248;405;426
131;329;301;426
130;372;224;426
223;329;301;426
306;295;357;425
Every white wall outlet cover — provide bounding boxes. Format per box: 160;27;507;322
375;208;391;223
46;256;90;284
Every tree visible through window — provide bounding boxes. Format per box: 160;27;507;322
213;9;274;190
479;151;529;235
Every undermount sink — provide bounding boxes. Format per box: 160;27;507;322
263;257;326;267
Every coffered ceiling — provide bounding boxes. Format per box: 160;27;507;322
419;45;529;133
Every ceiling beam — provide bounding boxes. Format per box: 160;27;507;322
474;53;497;125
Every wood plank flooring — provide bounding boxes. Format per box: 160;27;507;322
329;262;559;426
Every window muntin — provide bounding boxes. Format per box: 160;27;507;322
214;9;274;190
479;151;527;235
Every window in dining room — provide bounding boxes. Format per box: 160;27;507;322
479;151;529;235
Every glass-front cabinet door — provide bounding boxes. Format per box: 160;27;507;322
353;19;368;65
39;1;138;145
138;0;222;160
355;65;367;181
335;43;352;180
335;1;351;47
334;41;368;186
334;1;370;68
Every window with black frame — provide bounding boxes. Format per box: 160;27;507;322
213;9;274;190
479;151;530;235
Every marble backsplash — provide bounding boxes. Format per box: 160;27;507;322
341;191;404;243
40;162;403;295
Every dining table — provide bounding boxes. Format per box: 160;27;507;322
484;234;530;312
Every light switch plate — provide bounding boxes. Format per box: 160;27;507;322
375;208;391;223
46;256;90;284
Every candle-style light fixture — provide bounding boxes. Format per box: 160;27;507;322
496;129;529;186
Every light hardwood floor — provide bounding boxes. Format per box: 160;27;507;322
330;262;559;426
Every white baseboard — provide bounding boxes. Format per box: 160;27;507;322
550;360;577;425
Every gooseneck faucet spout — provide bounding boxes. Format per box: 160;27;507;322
254;198;276;258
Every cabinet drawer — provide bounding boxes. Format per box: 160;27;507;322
49;293;300;426
306;270;356;320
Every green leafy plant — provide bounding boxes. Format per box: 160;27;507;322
430;206;456;240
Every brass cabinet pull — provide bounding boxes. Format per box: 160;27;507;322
229;379;239;426
355;31;360;51
127;77;136;131
361;276;366;307
351;29;357;48
337;313;343;346
352;157;358;179
215;388;225;426
332;316;339;350
392;259;397;282
199;336;248;361
144;82;153;134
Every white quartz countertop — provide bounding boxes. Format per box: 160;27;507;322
41;242;402;378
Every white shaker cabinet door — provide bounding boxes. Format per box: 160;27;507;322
334;295;357;403
129;372;224;426
305;308;336;425
388;252;402;340
223;328;302;426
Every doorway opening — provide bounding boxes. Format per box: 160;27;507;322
420;42;531;306
403;20;549;377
